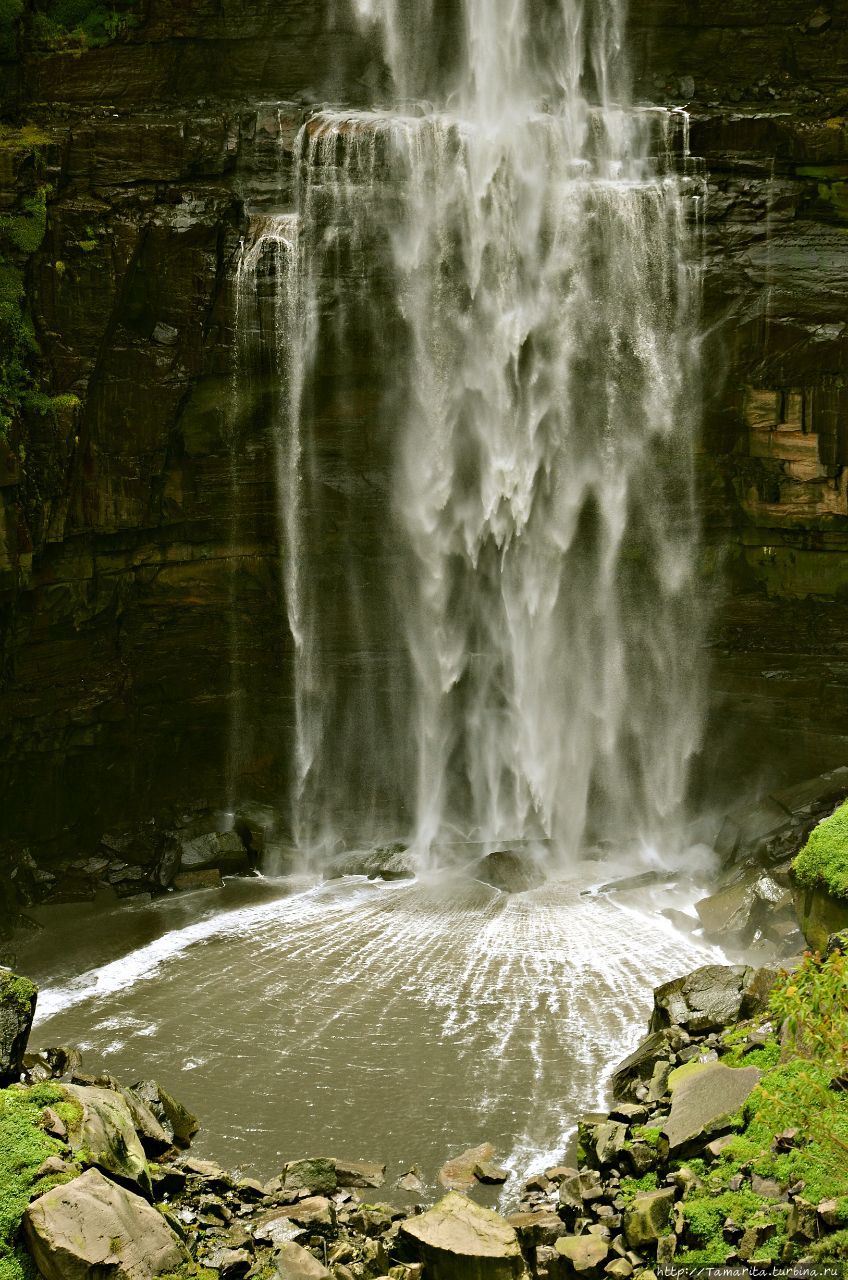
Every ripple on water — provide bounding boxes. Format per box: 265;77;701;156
27;874;723;1202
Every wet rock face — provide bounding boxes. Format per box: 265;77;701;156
0;1;847;865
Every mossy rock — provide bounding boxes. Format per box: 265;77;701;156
793;883;848;952
0;971;37;1086
791;800;848;948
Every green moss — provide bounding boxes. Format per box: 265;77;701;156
675;959;848;1266
631;1125;663;1148
678;1188;786;1266
809;1228;848;1264
794;799;848;898
0;126;50;155
721;1040;781;1070
0;261;37;440
618;1171;659;1206
30;0;142;49
0;1084;77;1280
0;190;48;256
25;391;79;415
0;0;23;59
0;976;36;1018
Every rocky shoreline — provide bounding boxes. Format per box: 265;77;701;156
2;936;847;1280
2;784;848;1279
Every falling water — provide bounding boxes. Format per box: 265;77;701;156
233;0;706;866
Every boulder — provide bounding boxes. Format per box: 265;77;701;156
178;830;248;874
397;1168;425;1193
577;1118;628;1169
649;964;772;1034
131;1079;199;1147
23;1167;187;1280
438;1142;497;1190
623;1188;675;1249
507;1210;567;1247
24;1045;82;1081
695;872;792;940
282;1157;338;1195
271;1241;332;1278
93;1076;171;1155
610;1030;678;1101
263;1196;336;1230
558;1170;605;1214
181;1156;231;1186
62;1084;152;1196
326;843;416;881
473;851;546;893
475;1160;509;1184
400;1193;529;1280
662;1062;762;1155
787;1198;819;1242
554;1234;610;1272
0;969;37;1085
334;1157;386;1188
794;884;848;952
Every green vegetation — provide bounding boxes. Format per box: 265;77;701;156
0;138;75;443
0;188;48;255
0;1084;80;1280
794;800;848;899
677;948;848;1266
618;1171;658;1206
0;125;49;154
31;0;141;49
630;1125;663;1148
0;0;23;58
0;262;38;441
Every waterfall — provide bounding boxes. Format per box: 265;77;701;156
233;0;706;868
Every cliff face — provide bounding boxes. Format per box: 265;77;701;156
1;0;847;869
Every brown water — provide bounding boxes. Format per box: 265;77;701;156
20;870;723;1204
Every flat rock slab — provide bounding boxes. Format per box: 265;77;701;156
272;1240;331;1278
401;1192;529;1279
334;1157;386;1188
663;1062;762;1154
24;1167;187;1280
438;1142;496;1189
555;1233;610;1271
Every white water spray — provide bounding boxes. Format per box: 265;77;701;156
233;0;706;866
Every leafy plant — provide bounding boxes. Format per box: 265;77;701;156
771;947;848;1079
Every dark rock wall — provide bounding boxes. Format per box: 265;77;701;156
1;0;847;867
